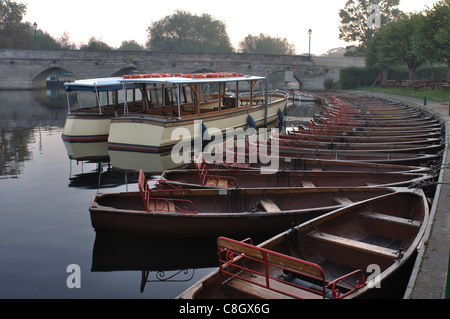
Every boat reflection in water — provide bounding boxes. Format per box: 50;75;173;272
109;149;186;174
63;141;110;162
91;231;228;293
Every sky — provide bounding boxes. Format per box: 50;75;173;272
19;0;440;55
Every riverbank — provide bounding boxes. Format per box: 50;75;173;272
347;90;450;299
356;86;450;103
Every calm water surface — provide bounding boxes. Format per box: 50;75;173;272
0;89;318;299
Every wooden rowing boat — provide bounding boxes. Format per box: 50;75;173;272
275;136;443;154
177;188;428;299
244;144;441;166
288;125;443;140
186;155;431;174
160;168;433;190
88;170;399;237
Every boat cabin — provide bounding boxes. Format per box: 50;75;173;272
64;77;140;115
120;73;270;119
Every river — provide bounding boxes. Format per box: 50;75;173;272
0;89;322;299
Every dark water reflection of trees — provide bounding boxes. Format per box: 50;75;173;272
0;89;67;178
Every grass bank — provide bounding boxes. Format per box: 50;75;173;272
356;86;450;103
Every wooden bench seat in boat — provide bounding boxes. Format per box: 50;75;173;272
225;275;324;299
301;181;316;188
217;237;327;299
332;197;353;205
309;232;399;260
258;199;281;212
360;212;421;228
196;153;237;187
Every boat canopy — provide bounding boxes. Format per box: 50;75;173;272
120;74;266;86
65;77;138;92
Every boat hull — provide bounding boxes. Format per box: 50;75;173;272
107;98;287;153
161;169;434;190
62;114;111;142
177;189;429;299
89;187;396;238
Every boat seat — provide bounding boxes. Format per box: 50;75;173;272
196;152;237;187
259;199;281;212
360;212;421;228
217;237;327;299
365;182;378;186
146;199;176;212
301;181;316;188
138;169;151;211
225;276;324;299
309;232;399;260
332;197;353;205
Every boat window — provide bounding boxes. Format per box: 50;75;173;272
148;88;161;108
118;88;141;104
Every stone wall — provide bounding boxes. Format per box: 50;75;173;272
0;50;365;90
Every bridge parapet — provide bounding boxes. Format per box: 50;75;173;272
0;50;364;90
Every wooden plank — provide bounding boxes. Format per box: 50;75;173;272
259;199;281;212
309;232;399;259
301;181;316;188
226;278;294;299
360;212;421;228
333;197;353;205
226;277;325;299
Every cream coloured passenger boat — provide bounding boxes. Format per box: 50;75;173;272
62;77;141;143
107;73;288;154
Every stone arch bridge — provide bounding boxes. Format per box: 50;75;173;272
0;49;364;90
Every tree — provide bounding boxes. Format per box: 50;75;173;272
146;10;233;53
339;0;404;47
368;14;425;80
238;33;296;55
365;31;391;81
413;0;450;80
117;40;145;51
30;25;61;50
57;32;76;50
0;0;33;49
80;37;113;51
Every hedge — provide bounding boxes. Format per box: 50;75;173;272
340;66;447;89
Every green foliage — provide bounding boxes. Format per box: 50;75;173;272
117;40;145;51
412;0;450;66
238;33;296;55
338;0;404;46
146;10;233;53
368;14;425;80
0;0;33;49
80;37;113;51
340;66;381;89
366;1;450;81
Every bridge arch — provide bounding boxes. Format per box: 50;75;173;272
0;50;365;90
33;67;75;89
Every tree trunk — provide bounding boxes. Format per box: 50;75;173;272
381;66;389;81
408;62;421;81
447;58;450;82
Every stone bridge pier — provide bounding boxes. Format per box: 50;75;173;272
0;49;364;90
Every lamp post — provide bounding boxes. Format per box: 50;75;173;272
33;22;38;49
308;28;312;56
